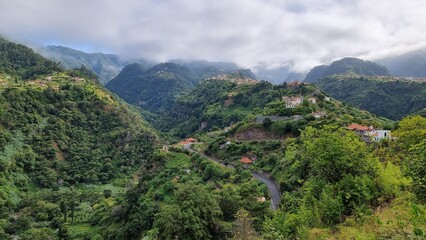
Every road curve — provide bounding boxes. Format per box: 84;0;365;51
183;143;281;210
250;171;280;210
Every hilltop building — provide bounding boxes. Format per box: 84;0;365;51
283;96;303;108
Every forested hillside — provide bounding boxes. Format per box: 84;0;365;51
0;37;62;80
1;38;425;240
315;75;426;120
0;39;158;239
152;78;391;138
106;61;256;114
304;57;390;83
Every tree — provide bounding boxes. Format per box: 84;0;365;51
232;209;259;240
60;201;67;223
154;183;224;239
103;189;112;199
263;117;273;129
394;116;426;200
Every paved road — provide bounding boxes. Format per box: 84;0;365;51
183;143;281;210
250;171;281;210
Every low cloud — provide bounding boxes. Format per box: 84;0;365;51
1;0;426;72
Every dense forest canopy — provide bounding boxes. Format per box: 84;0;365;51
0;38;425;240
315;75;426;120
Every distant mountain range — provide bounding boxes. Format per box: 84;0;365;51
36;44;426;86
35;45;152;84
378;50;426;78
304;57;390;83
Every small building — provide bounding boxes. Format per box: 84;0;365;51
346;123;374;134
288;81;301;87
325;96;331;101
219;141;231;149
162;145;169;152
257;196;266;202
240;156;253;165
312;111;326;119
183;138;197;143
176;137;197;146
283;96;303;108
369;130;391;141
307;97;317;104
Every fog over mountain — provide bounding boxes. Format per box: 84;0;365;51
1;0;426;75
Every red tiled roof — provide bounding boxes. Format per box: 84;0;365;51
347;123;371;131
240;156;253;164
185;138;197;142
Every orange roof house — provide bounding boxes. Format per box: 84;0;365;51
240;156;253;164
184;138;197;143
175;138;198;146
346;123;373;132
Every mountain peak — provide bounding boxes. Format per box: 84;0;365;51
304;57;390;83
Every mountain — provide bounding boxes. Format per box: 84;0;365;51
106;62;197;113
2;38;425;240
0;39;157;239
106;61;257;114
151;77;392;137
36;45;152;84
315;75;426;120
170;59;239;72
378;49;426;77
304;57;390;83
0;37;62;80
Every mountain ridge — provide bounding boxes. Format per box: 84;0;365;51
304;57;390;83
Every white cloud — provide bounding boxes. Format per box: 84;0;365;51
1;0;426;72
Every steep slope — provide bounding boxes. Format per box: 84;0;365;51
0;37;62;80
154;77;391;138
106;61;257;114
315;75;426;120
36;45;151;84
106;62;196;113
0;40;157;239
304;57;390;83
378;49;426;77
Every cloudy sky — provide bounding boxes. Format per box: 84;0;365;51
1;0;426;72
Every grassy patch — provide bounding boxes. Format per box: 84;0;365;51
308;193;426;239
68;223;102;240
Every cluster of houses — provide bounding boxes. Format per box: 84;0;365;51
346;123;392;142
281;95;329;119
209;74;258;85
282;95;330;108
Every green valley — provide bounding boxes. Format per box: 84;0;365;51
0;35;425;240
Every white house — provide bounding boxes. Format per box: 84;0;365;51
283;96;303;108
369;130;391;141
307;97;317;104
312;111;326;118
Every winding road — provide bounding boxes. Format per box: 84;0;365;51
183;143;281;210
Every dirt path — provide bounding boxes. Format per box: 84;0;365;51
183;143;281;210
